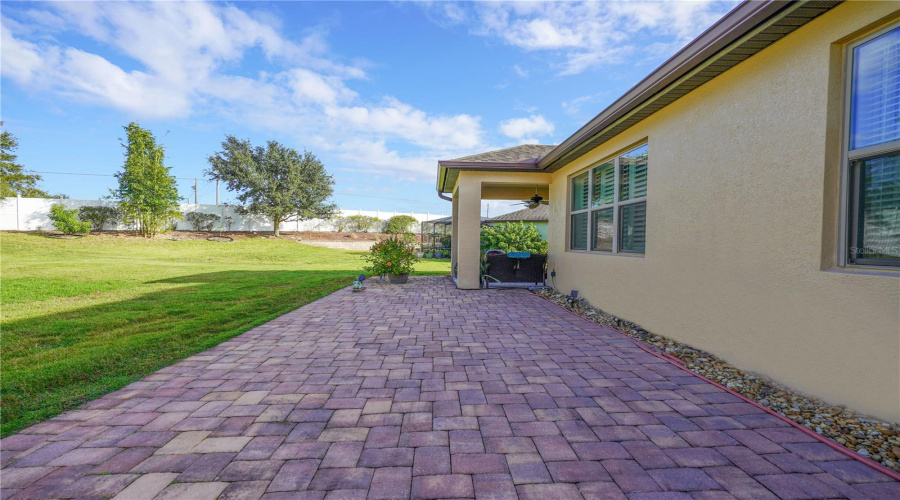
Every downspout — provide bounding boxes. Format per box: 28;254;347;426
437;191;452;202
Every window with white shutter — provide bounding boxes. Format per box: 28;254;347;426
569;143;648;254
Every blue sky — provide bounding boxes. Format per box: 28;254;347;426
2;1;737;216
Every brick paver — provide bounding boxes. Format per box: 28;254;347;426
1;277;897;499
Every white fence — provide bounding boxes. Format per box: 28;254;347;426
0;197;446;232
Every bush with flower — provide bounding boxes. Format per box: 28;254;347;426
364;234;419;276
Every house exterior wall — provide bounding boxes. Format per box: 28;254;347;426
545;2;900;422
532;222;548;241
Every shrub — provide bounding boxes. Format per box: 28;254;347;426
384;215;418;234
78;206;120;231
332;217;350;232
223;216;234;231
364;235;419;276
184;212;221;231
49;204;91;235
481;222;548;253
345;215;381;232
168;213;182;232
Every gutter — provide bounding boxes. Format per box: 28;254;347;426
438;161;541;170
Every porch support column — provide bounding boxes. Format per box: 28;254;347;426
455;174;482;289
451;193;459;279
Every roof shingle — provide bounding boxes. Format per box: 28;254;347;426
452;144;557;164
488;204;549;222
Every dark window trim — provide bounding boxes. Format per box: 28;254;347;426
847;154;900;267
841;23;900;270
567;142;648;255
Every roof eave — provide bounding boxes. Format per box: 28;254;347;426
437;160;544;170
437;161;544;194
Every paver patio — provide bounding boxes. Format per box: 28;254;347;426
1;276;897;499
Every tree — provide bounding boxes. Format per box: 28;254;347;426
111;123;182;237
1;122;51;198
384;215;417;234
207;136;337;236
481;222;548;253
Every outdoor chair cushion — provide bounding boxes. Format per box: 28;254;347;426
485;254;518;282
484;253;546;284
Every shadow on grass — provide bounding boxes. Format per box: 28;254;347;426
1;269;357;437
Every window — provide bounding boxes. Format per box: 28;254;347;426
569;143;648;254
845;25;900;267
570;172;589;250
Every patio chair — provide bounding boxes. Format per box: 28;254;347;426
484;253;518;283
515;253;547;284
483;252;547;286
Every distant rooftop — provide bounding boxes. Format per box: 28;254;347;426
452;144;557;164
488;204;549;222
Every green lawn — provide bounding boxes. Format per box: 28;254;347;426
0;232;449;436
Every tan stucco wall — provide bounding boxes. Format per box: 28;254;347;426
544;2;900;422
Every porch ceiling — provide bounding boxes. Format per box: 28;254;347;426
481;183;549;201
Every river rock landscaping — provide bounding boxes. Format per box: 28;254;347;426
533;288;900;473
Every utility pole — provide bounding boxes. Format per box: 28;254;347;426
193;178;198;205
215;179;219;206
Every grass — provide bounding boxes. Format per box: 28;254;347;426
0;232;450;436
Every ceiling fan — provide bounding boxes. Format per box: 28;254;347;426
515;188;549;209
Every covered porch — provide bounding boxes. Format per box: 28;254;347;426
450;173;551;289
438;145;556;290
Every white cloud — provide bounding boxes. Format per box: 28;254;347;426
499;115;555;143
1;1;486;181
429;1;737;75
327;98;483;151
562;92;611;117
331;139;437;179
0;25;46;84
511;18;582;49
289;69;356;106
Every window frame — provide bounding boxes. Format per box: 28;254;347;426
839;22;900;269
569;172;590;250
568;142;648;255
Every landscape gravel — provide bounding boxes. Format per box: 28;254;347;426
533;288;900;473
